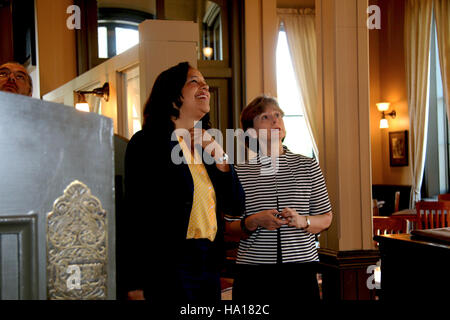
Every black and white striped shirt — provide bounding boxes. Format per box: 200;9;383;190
226;147;332;265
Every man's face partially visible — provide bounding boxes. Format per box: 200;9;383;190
0;63;32;96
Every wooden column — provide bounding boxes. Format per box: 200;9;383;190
244;0;278;102
316;0;378;300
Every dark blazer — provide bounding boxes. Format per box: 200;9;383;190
121;128;244;299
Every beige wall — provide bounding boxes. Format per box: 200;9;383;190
35;0;77;97
369;0;411;186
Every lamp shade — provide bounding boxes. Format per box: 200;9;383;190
75;102;90;112
203;47;213;59
380;118;389;129
376;102;390;112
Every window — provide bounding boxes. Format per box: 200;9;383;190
115;27;139;55
97;8;154;59
117;66;141;139
422;16;449;198
98;26;108;59
124;66;141;138
276;30;314;158
202;1;223;60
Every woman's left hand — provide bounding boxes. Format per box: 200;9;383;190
280;207;309;229
189;128;221;158
189;127;229;172
189;127;229;163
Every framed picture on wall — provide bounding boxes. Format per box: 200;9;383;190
389;130;408;167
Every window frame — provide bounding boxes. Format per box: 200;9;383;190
97;8;154;59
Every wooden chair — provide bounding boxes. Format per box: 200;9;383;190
394;191;400;212
415;200;450;229
373;216;407;236
437;193;450;201
390;212;418;233
372;199;380;216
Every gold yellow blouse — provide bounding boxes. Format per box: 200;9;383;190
177;135;217;242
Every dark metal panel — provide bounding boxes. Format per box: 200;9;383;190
0;214;38;300
0;92;115;299
0;234;19;300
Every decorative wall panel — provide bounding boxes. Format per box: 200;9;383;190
47;181;107;300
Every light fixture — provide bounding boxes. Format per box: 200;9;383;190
75;93;90;112
74;82;110;113
376;102;396;129
379;118;389;129
203;46;213;59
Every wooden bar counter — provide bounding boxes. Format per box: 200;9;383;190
374;233;450;301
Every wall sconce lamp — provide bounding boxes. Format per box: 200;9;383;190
74;82;110;112
377;102;396;129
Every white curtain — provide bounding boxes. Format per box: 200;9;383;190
404;0;433;207
434;0;450;121
277;8;319;157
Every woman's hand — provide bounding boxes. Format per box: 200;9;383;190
127;290;145;300
246;209;288;231
280;207;309;229
189;127;230;172
188;128;219;156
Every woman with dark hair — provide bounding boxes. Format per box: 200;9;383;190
123;62;244;302
225;95;333;301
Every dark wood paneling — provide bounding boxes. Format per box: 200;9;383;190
11;0;36;65
230;0;246;127
0;1;14;64
156;0;165;19
319;249;380;301
341;269;358;300
75;0;102;75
